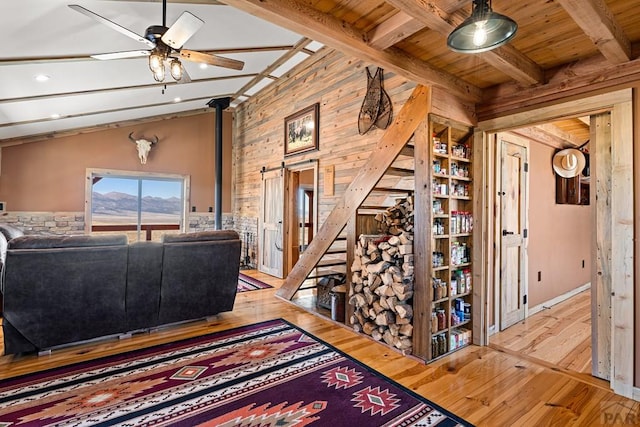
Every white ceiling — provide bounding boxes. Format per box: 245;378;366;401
0;0;324;141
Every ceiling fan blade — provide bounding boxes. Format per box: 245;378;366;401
91;50;150;60
161;11;204;49
180;50;244;71
68;4;156;49
176;66;192;84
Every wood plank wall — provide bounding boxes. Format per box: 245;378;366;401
232;49;418;237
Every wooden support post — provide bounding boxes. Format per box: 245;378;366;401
591;112;612;381
412;114;430;359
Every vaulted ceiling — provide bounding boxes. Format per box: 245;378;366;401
3;0;638;144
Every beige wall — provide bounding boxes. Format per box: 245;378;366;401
0;112;233;213
527;141;592;307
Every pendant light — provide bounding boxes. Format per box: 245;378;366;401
170;59;183;81
447;0;517;54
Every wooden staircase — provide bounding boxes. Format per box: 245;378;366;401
276;85;431;300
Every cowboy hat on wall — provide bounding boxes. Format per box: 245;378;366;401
552;148;586;178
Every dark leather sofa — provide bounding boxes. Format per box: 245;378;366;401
1;230;241;354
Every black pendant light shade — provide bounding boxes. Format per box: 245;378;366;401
447;0;517;54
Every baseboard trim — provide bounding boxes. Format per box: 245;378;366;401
528;282;591;317
633;387;640;402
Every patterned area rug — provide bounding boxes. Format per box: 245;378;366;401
0;319;473;426
237;272;274;292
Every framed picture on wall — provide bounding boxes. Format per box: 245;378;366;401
284;103;319;157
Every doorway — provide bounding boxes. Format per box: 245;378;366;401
285;163;318;276
497;135;529;331
475;89;634;396
258;161;318;279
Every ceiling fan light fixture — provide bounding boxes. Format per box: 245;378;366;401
170;59;183;81
447;0;517;54
152;64;165;82
149;52;163;73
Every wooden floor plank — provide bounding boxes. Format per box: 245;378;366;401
490;290;593;375
0;273;635;426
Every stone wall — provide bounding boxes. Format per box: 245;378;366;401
3;211;236;236
1;212;85;235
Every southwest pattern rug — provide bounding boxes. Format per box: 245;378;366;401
0;319;473;426
237;272;274;292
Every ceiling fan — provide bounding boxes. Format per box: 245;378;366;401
69;0;245;83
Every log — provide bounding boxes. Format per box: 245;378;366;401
388;236;400;246
375;310;396;326
381;271;394;286
395;337;413;350
399;324;414;337
350;293;366;307
363;322;377;335
372;300;385;315
383;330;395;346
389;323;400;337
398;244;413;255
392;282;413;297
395;303;413;319
367;261;390;274
386;296;398;312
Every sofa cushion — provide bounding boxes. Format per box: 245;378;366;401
162;230;239;243
158;230;240;325
3;234;129;352
8;234;127;250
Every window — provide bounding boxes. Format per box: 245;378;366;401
86;170;190;242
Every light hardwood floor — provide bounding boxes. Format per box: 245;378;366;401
0;273;636;426
489;290;592;376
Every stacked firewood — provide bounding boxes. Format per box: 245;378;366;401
375;196;414;235
349;197;414;354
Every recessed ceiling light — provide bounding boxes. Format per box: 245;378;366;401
173;97;182;103
199;64;208;70
50;113;61;119
35;74;50;82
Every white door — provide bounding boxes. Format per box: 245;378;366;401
258;169;286;278
500;137;529;330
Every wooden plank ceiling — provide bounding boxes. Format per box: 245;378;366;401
222;0;640;120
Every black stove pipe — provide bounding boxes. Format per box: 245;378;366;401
206;97;231;230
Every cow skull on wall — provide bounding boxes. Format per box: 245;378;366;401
128;132;158;165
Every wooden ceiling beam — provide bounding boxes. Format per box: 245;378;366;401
367;0;469;49
385;0;544;85
557;0;632;64
436;0;469;13
220;0;481;102
533;123;586;147
510;127;566;151
367;11;425;49
479;50;640;120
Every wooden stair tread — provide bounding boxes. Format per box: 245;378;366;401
359;205;392;210
371;187;414;193
316;259;346;267
325;248;347;254
307;270;343;280
385;167;414;177
399;145;415;157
